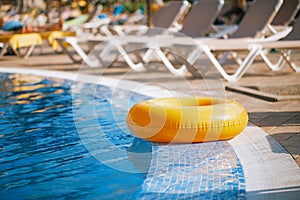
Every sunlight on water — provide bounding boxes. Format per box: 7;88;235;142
0;73;148;199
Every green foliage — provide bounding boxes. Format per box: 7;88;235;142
122;2;145;14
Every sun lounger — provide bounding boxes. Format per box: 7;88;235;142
130;0;285;80
80;0;224;72
269;0;300;30
178;0;224;38
55;0;191;66
111;0;190;35
62;5;103;32
141;0;225;74
39;31;76;51
0;33;42;59
257;17;300;72
66;0;283;80
260;0;300;70
63;14;90;31
189;0;300;81
197;16;300;80
57;0;286;82
187;0;300;81
73;5;113;38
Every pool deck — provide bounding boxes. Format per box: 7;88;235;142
0;44;299;170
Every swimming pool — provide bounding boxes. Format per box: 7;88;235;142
0;73;151;199
0;68;299;199
0;72;246;199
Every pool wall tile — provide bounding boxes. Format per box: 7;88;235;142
138;141;246;199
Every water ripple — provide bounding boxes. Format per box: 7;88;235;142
0;73;146;199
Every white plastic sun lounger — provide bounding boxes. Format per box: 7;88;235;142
111;0;191;35
186;1;300;81
257;17;300;72
140;0;225;74
184;0;300;81
90;0;225;73
82;0;284;81
268;0;300;33
260;0;300;71
90;33;263;82
140;0;285;81
55;0;191;67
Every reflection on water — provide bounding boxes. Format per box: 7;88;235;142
0;73;149;199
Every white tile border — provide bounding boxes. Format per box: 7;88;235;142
229;125;300;193
0;67;299;197
0;67;185;98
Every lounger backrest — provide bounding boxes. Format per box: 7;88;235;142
217;2;232;17
231;0;283;38
283;18;300;40
272;0;300;26
152;0;190;28
86;4;103;23
180;0;224;38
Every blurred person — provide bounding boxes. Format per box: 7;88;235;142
109;2;128;25
61;6;73;21
152;0;164;12
216;0;247;25
62;3;81;22
0;15;24;55
0;15;24;33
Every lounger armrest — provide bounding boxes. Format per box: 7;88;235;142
209;25;238;38
256;26;293;43
112;25;148;35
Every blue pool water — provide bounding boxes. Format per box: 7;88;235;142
0;73;149;199
0;73;246;199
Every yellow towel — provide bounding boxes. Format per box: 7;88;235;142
9;33;42;50
46;31;76;50
0;34;12;43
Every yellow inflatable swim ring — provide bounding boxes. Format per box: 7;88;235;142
126;97;248;143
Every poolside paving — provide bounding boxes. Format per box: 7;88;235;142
0;44;299;167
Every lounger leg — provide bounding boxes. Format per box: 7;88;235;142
56;38;83;64
110;40;145;71
60;37;100;67
218;51;244;66
200;45;262;82
67;39;89;63
164;46;202;76
259;49;286;71
173;47;204;78
233;46;263;81
280;49;300;72
152;47;187;76
142;49;155;63
218;52;229;65
97;42;118;67
23;45;36;59
96;41;140;69
186;47;204;65
0;43;9;58
14;48;22;57
99;42;114;58
100;26;114;37
228;52;243;65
